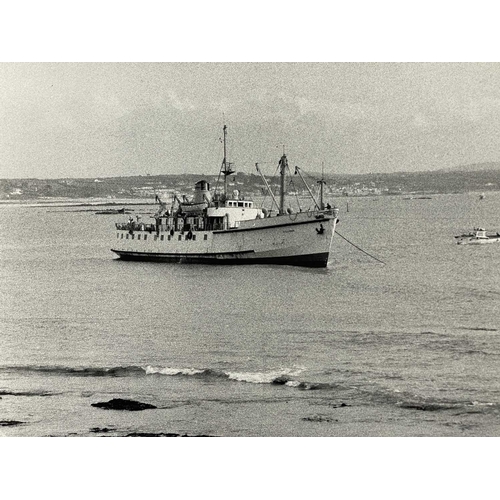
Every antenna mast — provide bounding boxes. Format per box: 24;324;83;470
278;151;287;215
221;124;235;199
318;162;326;210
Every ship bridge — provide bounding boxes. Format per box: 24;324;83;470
207;198;263;228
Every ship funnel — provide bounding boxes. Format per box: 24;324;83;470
194;180;211;204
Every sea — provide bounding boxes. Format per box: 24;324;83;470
1;192;499;438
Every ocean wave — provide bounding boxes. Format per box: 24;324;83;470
145;366;340;391
397;401;461;412
458;326;498;332
151;367;343;391
0;389;54;397
0;365;146;377
0;363;364;393
145;365;307;385
144;366;205;376
391;395;500;414
395;399;500;415
0;364;331;390
353;383;500;415
226;368;303;384
460;349;500;357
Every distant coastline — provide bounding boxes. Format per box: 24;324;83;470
1;164;500;201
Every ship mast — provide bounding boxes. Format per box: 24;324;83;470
318;162;326;210
221;124;235;199
278;148;287;215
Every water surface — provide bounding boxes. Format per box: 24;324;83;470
1;193;499;436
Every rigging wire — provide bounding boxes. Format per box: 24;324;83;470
271;162;280;205
255;161;272;210
335;231;386;265
258;162;281;212
286;163;302;212
213;124;232;197
295;165;324;209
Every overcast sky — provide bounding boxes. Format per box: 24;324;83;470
1;62;500;179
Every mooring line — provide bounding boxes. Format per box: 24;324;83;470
335;231;386;265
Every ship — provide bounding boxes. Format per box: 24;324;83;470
111;126;339;268
455;228;500;245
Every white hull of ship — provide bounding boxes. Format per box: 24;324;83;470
111;212;337;267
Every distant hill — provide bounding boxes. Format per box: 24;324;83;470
439;162;500;173
1;166;500;200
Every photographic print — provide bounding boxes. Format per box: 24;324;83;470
1;62;499;440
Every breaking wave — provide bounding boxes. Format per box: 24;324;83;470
144;366;206;376
0;364;313;387
145;365;306;385
0;364;344;391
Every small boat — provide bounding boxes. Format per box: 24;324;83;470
177;194;210;214
403;196;432;200
455;228;500;245
95;207;129;215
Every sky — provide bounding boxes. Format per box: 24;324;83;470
1;0;500;182
2;62;500;179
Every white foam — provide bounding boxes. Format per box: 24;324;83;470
226;368;303;384
143;365;305;384
144;365;205;376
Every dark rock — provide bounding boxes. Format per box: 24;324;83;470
302;415;338;423
91;398;157;411
399;402;454;412
0;420;24;426
297;382;323;390
272;376;289;385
